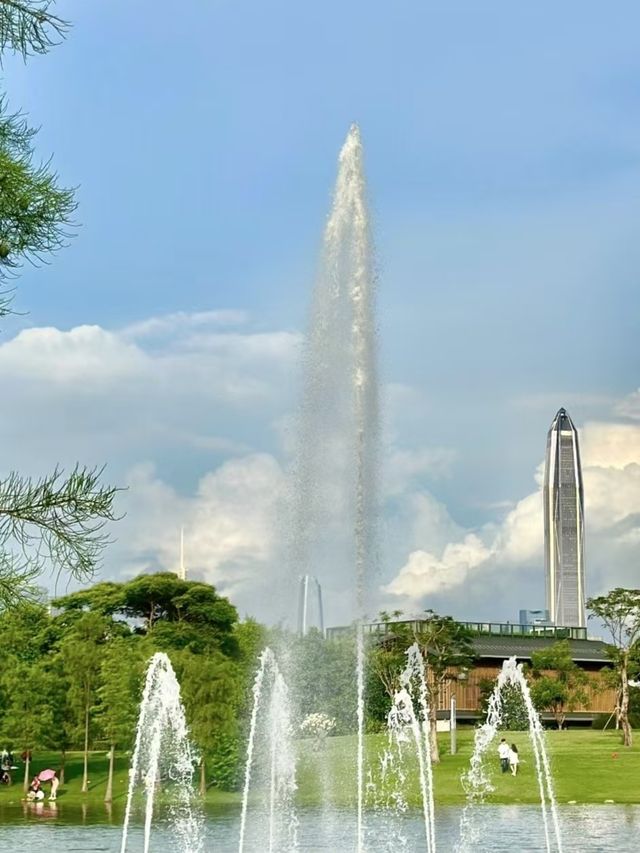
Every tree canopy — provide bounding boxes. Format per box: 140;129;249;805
529;641;588;729
588;588;640;746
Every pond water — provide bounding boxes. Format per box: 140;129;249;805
0;803;638;851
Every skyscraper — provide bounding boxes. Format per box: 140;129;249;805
297;575;325;636
543;408;586;627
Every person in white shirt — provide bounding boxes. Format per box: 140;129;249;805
498;738;510;773
509;743;520;776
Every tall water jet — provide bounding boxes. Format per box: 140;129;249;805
457;657;563;853
384;644;436;853
120;652;203;853
239;648;298;853
290;124;379;852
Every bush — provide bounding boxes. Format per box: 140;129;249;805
208;732;241;791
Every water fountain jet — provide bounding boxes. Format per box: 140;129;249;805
457;656;563;853
120;652;203;853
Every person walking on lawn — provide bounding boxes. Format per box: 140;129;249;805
498;738;511;773
509;743;520;776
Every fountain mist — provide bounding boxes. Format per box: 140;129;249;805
385;644;436;853
120;652;203;853
291;124;379;853
238;647;298;853
458;656;563;853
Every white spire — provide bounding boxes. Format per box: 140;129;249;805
178;526;187;581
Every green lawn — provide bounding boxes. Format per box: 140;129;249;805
0;729;637;815
296;728;640;807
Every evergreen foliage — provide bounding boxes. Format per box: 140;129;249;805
0;2;118;604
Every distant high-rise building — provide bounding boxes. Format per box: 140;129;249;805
519;608;551;627
297;575;324;636
543;408;586;627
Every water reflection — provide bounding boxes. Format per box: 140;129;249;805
0;804;636;851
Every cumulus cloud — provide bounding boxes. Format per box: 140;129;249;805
118;454;287;609
383;534;492;598
384;419;640;611
2;308;638;625
614;389;640;420
0;311;301;479
121;309;248;341
384;446;456;496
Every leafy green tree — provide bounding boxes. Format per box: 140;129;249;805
369;612;475;762
61;612;109;792
588;588;640;746
178;651;243;793
55;573;239;655
287;629;356;735
529;641;589;729
97;637;144;803
43;654;74;785
0;660;53;790
478;678;529;730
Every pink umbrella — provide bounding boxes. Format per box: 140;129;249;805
37;769;56;782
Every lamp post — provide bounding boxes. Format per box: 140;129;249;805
450;696;457;755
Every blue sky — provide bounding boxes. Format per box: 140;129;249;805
1;1;640;625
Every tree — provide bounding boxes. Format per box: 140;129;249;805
61;612;109;792
369;611;475;762
178;651;243;793
43;654;74;785
97;638;144;803
0;467;119;606
0;1;68;58
0;1;73;305
588;588;640;747
287;629;356;735
0;3;119;606
478;678;529;731
0;660;53;790
55;573;240;655
528;641;589;729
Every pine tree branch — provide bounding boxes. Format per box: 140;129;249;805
0;0;69;58
0;465;121;583
0;99;77;294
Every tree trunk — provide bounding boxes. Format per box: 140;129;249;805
82;701;90;793
620;652;632;747
104;743;115;803
23;753;30;793
428;705;440;764
199;757;206;796
60;750;65;786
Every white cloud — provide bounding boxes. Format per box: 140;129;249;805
384;418;640;608
383;534;492;598
119;454;286;606
384;446;456;496
1;309;638;624
581;422;640;469
121;309;248;341
614;389;640;420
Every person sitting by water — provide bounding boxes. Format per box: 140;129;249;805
509;743;520;776
498;738;510;773
26;776;45;801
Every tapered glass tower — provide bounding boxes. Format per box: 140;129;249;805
543;408;585;627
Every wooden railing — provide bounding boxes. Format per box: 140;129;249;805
437;666;616;714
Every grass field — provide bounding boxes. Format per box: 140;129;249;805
0;728;637;816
